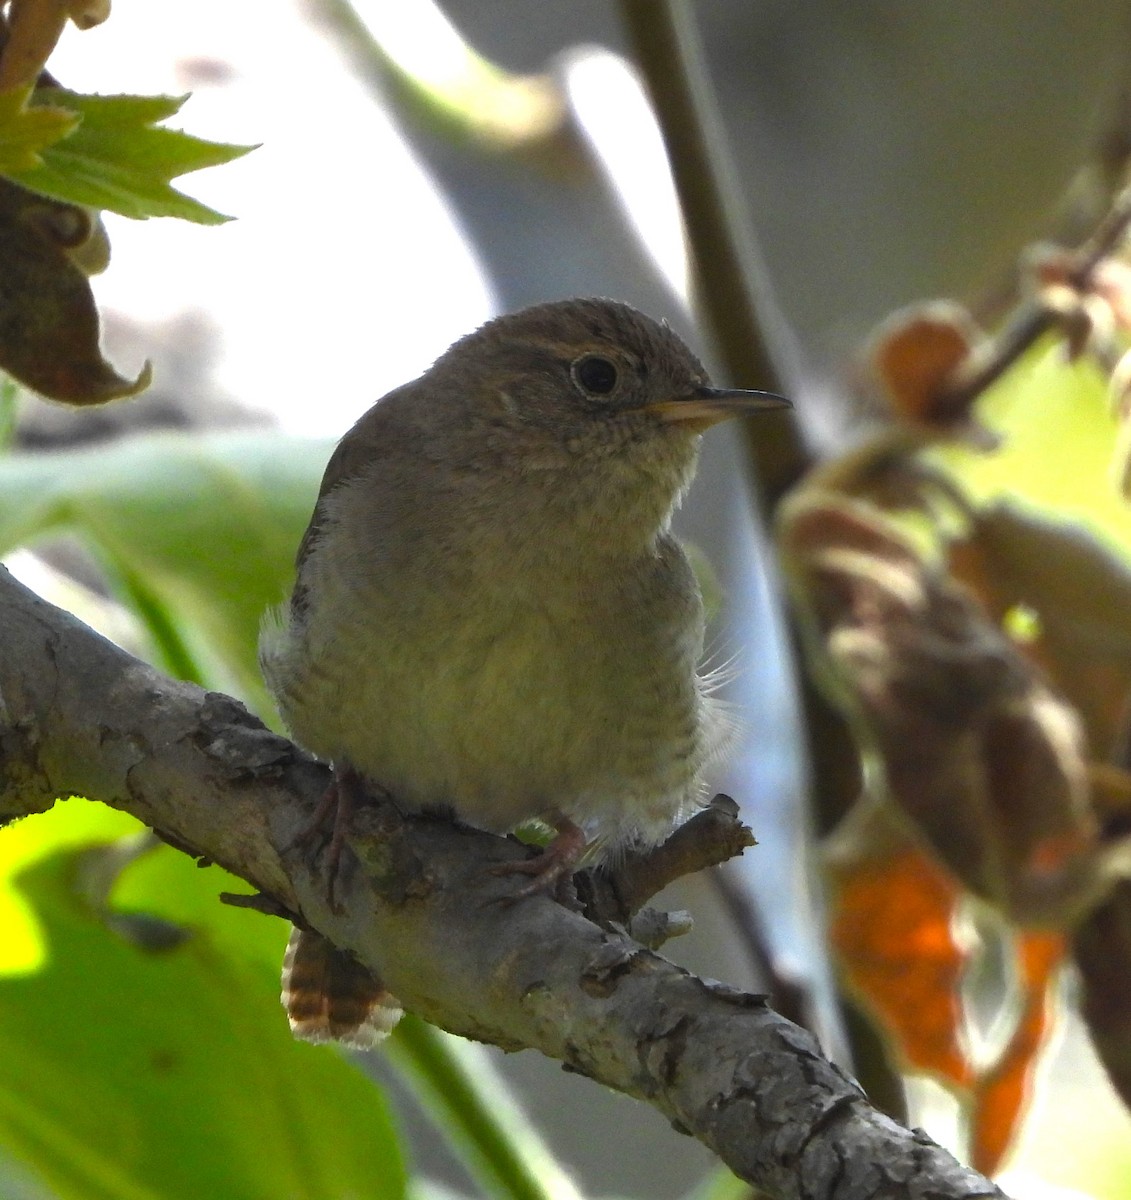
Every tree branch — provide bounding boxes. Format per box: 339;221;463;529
0;565;1002;1200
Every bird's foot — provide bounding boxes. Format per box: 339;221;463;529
283;764;368;913
489;817;587;905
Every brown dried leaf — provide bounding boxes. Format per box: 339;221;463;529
0;177;148;404
1031;244;1131;338
782;493;1100;923
970;930;1064;1174
1072;879;1131;1109
955;502;1131;760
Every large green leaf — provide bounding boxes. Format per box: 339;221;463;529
0;802;405;1200
0;431;331;719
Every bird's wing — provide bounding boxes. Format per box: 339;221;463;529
294;382;417;577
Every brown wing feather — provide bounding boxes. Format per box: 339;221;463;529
292;383;418;615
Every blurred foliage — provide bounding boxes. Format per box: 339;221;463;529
782;287;1131;1180
0;432;329;715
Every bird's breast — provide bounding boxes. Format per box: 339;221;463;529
270;524;714;847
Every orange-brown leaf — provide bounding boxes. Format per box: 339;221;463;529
970;931;1064;1175
827;809;972;1087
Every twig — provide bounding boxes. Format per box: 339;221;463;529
579;794;755;927
938;187;1131;410
618;0;811;507
576;794;756;939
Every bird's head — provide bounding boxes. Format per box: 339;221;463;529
431;298;789;471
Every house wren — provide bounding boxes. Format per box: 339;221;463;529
260;297;789;1045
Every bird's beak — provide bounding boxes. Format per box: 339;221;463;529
646;385;792;429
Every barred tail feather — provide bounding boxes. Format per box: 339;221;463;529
281;927;403;1048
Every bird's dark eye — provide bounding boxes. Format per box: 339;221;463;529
572;355;619;395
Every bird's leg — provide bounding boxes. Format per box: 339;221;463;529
283;763;367;912
489;811;588;902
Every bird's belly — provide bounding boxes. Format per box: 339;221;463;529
278;593;711;847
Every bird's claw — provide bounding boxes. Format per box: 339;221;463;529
283;765;367;913
487;817;587;906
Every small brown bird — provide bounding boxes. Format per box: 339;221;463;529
260;298;789;1046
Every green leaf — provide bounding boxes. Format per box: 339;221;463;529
5;89;256;224
0;803;406;1200
0;86;79;174
0;431;330;719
